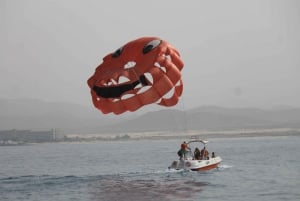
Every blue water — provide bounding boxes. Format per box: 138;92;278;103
0;136;299;201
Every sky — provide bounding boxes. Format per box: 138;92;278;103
1;0;300;111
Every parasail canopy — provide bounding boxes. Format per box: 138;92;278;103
87;36;184;114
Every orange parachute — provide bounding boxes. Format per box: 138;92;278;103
87;36;184;114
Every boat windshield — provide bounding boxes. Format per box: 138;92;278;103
184;150;193;159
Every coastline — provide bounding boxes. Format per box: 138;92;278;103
66;128;300;141
1;128;299;146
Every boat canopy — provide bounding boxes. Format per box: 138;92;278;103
187;139;208;145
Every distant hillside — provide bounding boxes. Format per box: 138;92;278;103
99;106;300;133
186;106;300;130
0;99;123;133
1;99;300;134
99;109;188;133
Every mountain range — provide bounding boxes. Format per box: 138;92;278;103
1;99;300;134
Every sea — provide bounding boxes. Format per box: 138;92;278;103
0;135;299;201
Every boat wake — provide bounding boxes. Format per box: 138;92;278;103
90;173;207;201
0;172;207;201
218;164;233;169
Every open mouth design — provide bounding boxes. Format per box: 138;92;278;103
93;74;149;98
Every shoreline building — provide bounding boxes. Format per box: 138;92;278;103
0;129;57;143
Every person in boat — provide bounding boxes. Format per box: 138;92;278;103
200;147;209;160
212;152;215;158
178;141;190;160
194;147;201;160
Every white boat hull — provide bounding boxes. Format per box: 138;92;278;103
168;156;222;171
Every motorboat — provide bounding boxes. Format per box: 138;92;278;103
168;139;222;171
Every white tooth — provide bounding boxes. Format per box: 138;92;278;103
111;79;117;85
112;98;119;102
118;76;130;84
164;54;171;61
163;87;175;99
124;61;136;69
121;94;135;100
137;86;151;94
175;80;181;86
144;73;153;84
107;81;113;86
154;62;166;73
156;98;162;104
154;62;160;67
134;83;142;89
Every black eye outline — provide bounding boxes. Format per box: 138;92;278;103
112;46;123;58
142;39;161;54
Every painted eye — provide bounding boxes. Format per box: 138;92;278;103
112;47;123;58
143;39;161;54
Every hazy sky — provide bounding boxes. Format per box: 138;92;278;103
1;0;300;111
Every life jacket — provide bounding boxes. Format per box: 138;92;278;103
181;143;187;150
